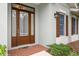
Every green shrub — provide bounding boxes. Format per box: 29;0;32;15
69;52;79;56
48;44;72;56
0;44;6;56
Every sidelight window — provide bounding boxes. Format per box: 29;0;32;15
60;15;64;35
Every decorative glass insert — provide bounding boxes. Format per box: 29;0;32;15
12;4;34;12
12;10;16;37
20;12;28;36
60;15;64;35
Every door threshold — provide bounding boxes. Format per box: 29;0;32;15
9;43;37;50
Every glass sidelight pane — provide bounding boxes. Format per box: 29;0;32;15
60;15;64;35
20;12;28;36
12;10;16;37
31;14;34;35
73;18;76;34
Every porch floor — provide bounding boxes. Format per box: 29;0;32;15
8;44;48;56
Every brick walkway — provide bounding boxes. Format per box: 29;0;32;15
8;44;48;56
68;40;79;52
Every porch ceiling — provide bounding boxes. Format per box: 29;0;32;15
67;3;76;8
68;3;79;16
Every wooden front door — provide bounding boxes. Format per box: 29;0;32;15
11;8;35;47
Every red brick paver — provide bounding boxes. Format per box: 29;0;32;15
8;44;48;56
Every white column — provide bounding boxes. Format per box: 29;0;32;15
0;3;7;45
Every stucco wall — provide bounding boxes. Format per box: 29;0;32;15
38;3;79;45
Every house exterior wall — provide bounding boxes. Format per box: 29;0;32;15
70;15;79;42
38;3;70;45
53;4;71;44
7;3;79;50
38;4;56;45
0;3;7;45
38;3;79;45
